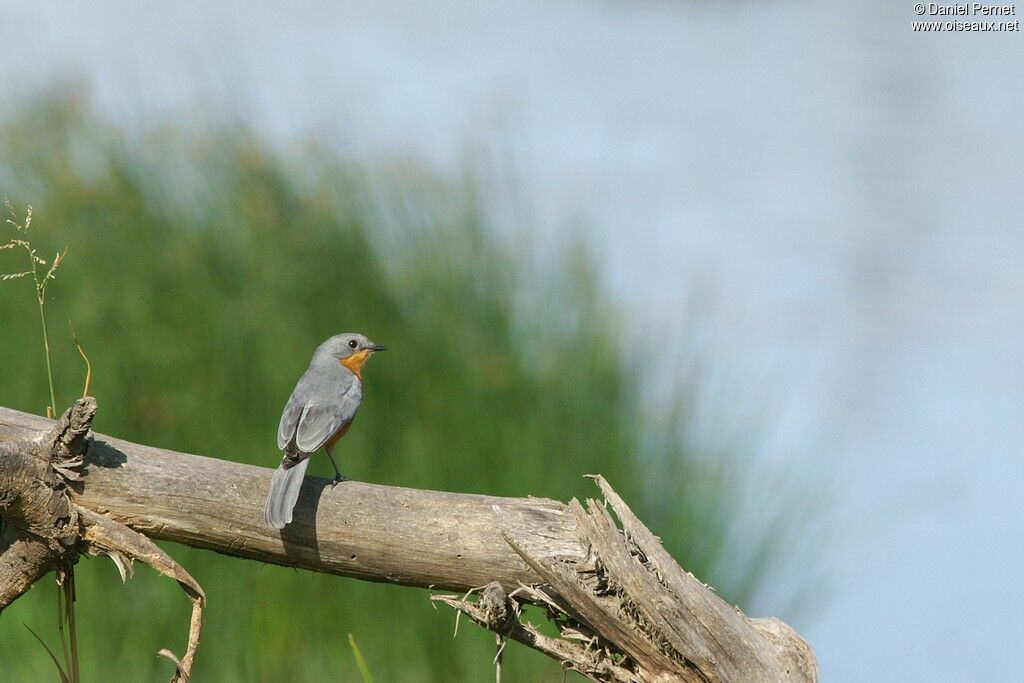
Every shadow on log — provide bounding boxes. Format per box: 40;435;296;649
0;399;817;682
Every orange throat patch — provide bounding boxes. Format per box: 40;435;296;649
339;349;372;378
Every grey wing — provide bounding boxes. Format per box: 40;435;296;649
277;391;306;450
278;367;361;452
294;383;362;453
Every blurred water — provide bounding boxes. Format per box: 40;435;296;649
2;1;1023;679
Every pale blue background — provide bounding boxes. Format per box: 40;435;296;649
2;2;1022;679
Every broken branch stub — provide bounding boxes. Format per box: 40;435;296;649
436;476;818;683
0;399;204;683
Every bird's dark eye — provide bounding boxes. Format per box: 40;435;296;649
348;339;358;349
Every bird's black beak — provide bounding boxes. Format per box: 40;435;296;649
370;344;386;352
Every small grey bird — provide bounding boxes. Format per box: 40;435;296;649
264;332;385;529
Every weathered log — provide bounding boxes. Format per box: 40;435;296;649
0;400;817;682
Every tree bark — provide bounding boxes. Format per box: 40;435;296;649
0;526;58;607
0;401;818;683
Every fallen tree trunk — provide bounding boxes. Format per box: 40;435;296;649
0;399;818;682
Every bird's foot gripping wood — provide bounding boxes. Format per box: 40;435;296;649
323;447;347;488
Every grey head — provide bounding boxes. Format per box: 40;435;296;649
311;332;386;365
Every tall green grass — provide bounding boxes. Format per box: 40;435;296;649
0;98;800;681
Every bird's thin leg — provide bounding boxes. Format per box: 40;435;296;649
324;446;346;487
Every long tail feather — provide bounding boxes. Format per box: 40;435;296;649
264;457;311;529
